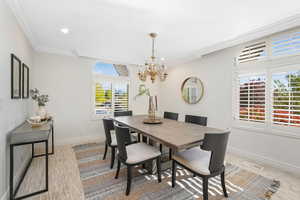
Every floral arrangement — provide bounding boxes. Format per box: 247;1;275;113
134;84;151;99
30;88;49;107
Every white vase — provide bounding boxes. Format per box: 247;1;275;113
37;106;47;119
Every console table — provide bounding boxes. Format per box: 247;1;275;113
9;120;54;200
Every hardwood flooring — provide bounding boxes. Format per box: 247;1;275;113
16;144;300;200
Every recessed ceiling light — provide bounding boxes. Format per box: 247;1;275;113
60;28;69;34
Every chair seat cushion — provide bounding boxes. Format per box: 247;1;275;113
125;143;161;164
173;147;211;175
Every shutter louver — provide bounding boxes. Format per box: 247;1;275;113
114;83;129;112
95;82;112;115
238;42;267;63
272;70;300;127
239;75;266;123
272;31;300;57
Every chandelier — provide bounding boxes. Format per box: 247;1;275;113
138;33;168;83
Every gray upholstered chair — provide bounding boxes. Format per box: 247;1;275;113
114;110;141;142
162;111;179;159
171;131;230;200
102;118;117;169
114;125;162;196
185;114;207;126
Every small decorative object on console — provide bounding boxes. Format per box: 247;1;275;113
30;88;49;119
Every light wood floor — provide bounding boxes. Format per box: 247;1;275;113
16;144;300;200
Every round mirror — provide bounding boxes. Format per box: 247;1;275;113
181;77;204;104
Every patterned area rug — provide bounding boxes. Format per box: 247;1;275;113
73;143;280;200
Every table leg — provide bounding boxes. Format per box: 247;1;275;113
10;145;14;200
51;123;54;154
45;141;49;191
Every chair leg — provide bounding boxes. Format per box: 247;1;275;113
221;171;228;197
193;173;196;177
202;177;209;200
138;133;141;142
159;144;162;153
115;160;121;179
110;147;115;169
156;157;161;183
172;160;176;188
103;143;108;160
169;148;172;160
126;166;132;196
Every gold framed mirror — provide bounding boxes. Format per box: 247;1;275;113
181;77;204;104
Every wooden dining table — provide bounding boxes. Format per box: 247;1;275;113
113;115;226;152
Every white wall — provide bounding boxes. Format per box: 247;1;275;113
0;0;34;198
32;52;159;145
159;44;300;173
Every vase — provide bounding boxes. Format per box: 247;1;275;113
148;96;156;120
37;106;47;119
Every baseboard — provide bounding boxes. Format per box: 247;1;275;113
55;135;104;146
0;189;8;200
228;146;300;175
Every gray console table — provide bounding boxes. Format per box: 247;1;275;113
9;120;54;200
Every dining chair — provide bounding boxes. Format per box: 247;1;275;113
171;131;230;200
114;110;141;142
114;110;133;117
114;125;162;196
185;115;207;126
102;118;117;169
162;111;179;159
163;111;179;121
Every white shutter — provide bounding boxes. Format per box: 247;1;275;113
237;42;267;64
271;31;300;57
114;83;129;112
95;82;112;115
272;70;300;127
238;74;266;123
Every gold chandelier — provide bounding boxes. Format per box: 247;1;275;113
138;33;168;83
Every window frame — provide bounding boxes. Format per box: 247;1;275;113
233;62;300;139
91;71;130;120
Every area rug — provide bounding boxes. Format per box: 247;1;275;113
73;143;280;200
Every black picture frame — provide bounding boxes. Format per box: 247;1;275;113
22;63;29;99
11;54;22;99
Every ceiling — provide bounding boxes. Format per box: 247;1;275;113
7;0;300;65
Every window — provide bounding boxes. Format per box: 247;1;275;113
272;70;300;127
271;31;300;57
93;62;129;116
238;75;266;123
237;42;267;64
234;29;300;136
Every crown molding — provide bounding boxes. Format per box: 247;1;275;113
5;0;38;50
6;0;300;64
194;14;300;57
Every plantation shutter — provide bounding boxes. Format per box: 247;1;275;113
95;82;112;115
114;83;129;112
238;74;266;123
271;31;300;57
272;70;300;127
237;42;267;63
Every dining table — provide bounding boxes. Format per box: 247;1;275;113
113;115;227;172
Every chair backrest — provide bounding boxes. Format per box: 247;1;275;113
115;125;132;162
201;131;230;173
185;115;207;126
163;111;179;121
114;110;133;117
102;118;114;145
